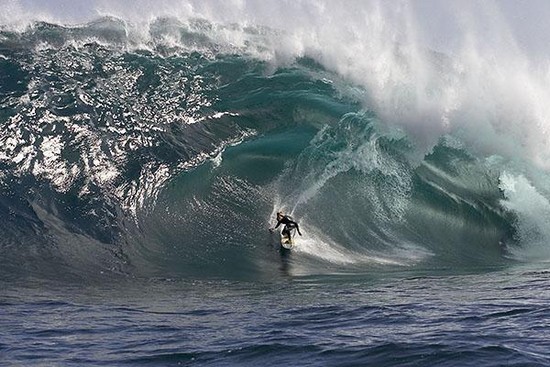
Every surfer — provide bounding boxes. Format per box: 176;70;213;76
270;211;302;241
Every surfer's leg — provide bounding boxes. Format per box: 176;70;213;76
282;227;290;239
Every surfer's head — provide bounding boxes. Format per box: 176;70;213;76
276;211;283;220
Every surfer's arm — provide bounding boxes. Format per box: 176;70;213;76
295;222;302;235
270;220;282;231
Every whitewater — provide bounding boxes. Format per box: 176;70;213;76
1;0;550;365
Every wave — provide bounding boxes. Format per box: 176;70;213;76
1;4;550;281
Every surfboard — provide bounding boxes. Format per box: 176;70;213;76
280;234;293;250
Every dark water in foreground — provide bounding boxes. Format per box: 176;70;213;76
3;265;550;366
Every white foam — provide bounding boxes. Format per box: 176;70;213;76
500;172;550;261
292;224;431;267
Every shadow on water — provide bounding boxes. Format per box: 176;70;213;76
278;246;292;276
267;230;294;277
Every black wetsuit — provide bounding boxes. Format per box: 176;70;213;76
275;215;301;240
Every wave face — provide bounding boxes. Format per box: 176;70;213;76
1;2;550;281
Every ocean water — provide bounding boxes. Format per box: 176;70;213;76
2;1;550;366
3;268;550;366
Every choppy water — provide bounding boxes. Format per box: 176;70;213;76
3;267;550;366
2;1;550;366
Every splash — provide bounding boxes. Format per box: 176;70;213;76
500;172;550;261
